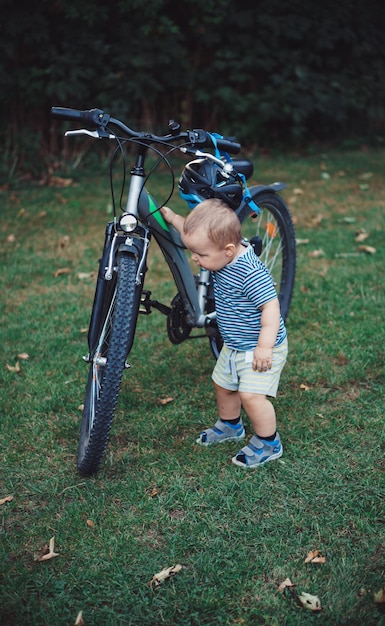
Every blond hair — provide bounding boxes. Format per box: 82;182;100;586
183;199;241;248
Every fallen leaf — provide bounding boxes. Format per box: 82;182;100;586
6;362;21;373
7;234;16;242
86;519;95;528
149;564;182;589
158;397;174;405
296;239;310;245
58;235;70;250
298;592;322;611
75;611;85;626
147;486;161;498
374;587;385;604
278;577;294;594
355;230;369;242
338;216;356;223
305;549;319;563
34;536;59;562
17;352;30;360
357;245;376;254
48;176;73;188
0;495;14;505
77;272;96;280
311;214;324;226
54;267;71;277
300;383;310;391
305;549;326;564
307;249;324;258
312;556;326;563
293;187;304;195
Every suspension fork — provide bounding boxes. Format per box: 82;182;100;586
87;222;149;354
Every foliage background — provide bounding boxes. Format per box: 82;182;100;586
1;0;385;179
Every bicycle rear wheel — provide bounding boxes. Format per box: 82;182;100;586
78;252;141;476
241;191;296;320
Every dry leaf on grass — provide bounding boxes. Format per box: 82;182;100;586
355;230;369;242
6;362;21;373
374;586;385;604
86;519;95;528
358;172;373;180
304;549;326;564
298;591;322;611
278;578;294;594
54;267;71;277
34;536;59;562
149;564;182;589
47;176;73;188
77;272;96;280
158;397;174;405
357;245;376;254
299;383;311;391
75;611;85;625
307;249;324;258
311;214;324;226
0;495;14;505
17;352;29;360
58;235;70;250
147;486;161;498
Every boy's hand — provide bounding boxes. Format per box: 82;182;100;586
160;206;174;223
160;206;185;234
252;346;273;372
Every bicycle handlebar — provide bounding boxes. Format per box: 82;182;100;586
51;106;241;154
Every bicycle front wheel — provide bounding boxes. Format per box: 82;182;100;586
78;252;141;476
240;191;296;320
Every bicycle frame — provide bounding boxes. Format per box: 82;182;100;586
87;148;289;360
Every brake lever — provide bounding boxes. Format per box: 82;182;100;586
65;129;115;139
179;146;237;178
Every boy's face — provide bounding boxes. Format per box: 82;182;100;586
182;228;235;271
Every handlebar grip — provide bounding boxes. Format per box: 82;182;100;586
51;107;110;127
190;129;241;154
214;137;241;155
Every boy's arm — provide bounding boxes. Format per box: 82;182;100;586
160;206;185;235
252;297;280;372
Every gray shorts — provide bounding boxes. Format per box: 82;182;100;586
212;339;288;397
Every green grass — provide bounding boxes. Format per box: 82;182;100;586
1;149;385;625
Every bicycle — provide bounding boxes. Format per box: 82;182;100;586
51;106;296;476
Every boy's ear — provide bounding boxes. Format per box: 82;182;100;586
224;243;236;257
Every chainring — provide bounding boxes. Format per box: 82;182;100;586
167;293;192;344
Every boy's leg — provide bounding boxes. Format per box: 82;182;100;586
215;383;242;420
232;392;282;468
195;383;245;446
239;392;276;438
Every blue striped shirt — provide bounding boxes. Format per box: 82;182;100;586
212;245;287;351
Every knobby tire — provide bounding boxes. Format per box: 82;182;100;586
77;253;140;476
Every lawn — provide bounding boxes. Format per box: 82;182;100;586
1;147;384;625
